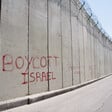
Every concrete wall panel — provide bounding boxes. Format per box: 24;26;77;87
0;0;28;101
78;14;85;83
61;0;73;87
83;24;91;81
104;46;107;75
97;37;100;78
48;0;62;90
29;0;48;94
90;23;95;79
93;30;97;79
71;1;80;85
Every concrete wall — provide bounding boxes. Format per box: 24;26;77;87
0;0;112;101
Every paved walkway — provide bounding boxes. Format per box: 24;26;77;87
3;75;112;112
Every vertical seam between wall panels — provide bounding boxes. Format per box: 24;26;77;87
94;30;96;78
97;34;98;78
82;12;85;81
76;4;81;83
0;0;1;21
69;0;74;85
77;17;81;83
60;0;63;88
95;30;97;78
93;25;95;78
89;20;92;79
103;37;104;75
28;0;30;95
47;0;50;91
92;24;94;78
93;26;95;79
97;33;99;77
104;43;106;75
103;38;105;75
89;22;92;78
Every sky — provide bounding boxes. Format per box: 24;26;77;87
86;0;112;38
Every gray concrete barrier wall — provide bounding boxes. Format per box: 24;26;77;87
0;0;112;101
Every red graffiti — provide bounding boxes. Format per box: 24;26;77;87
2;54;60;72
69;66;80;75
15;56;24;69
2;54;13;71
2;54;58;84
22;72;56;84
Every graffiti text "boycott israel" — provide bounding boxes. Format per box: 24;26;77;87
2;54;59;84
